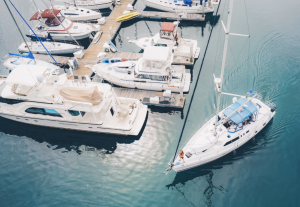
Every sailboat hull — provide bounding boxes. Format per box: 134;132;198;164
172;98;276;172
141;0;214;13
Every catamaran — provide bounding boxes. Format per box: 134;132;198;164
0;65;147;136
28;9;100;41
129;21;200;59
168;0;276;173
141;0;219;14
92;46;191;93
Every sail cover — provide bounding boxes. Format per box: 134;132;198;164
223;98;257;124
59;86;103;105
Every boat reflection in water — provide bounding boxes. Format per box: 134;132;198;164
0;110;148;155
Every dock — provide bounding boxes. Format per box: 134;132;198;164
114;88;185;108
138;11;205;21
73;0;137;77
33;54;71;64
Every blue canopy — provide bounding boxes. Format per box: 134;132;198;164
223;98;257;124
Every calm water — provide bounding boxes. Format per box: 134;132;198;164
1;0;300;206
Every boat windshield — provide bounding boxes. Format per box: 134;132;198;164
45;15;65;27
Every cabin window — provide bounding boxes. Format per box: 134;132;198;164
80;111;86;117
68;110;80;116
182;4;188;6
110;107;114;116
224;137;239;146
149;75;165;81
73;26;78;29
81;10;84;12
154;43;167;47
26;107;62;117
64;13;79;16
45;15;65;27
138;74;150;79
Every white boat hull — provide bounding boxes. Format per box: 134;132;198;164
141;0;214;13
18;42;84;55
0;103;147;136
99;71;191;93
69;2;112;9
172;98;276;172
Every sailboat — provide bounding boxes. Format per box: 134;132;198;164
141;0;219;14
51;4;103;21
169;0;276;172
18;41;84;55
55;0;113;10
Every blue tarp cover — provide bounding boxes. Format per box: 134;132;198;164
223;98;257;124
9;51;35;60
184;0;192;4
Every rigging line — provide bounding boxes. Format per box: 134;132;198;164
171;0;223;164
3;0;32;54
8;0;60;66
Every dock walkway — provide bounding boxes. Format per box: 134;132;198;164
74;0;135;77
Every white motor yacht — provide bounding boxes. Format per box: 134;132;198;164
52;5;103;21
93;46;191;93
129;21;200;59
56;0;113;10
167;0;276;173
141;0;219;14
0;65;147;136
3;53;59;72
28;9;100;41
18;41;84;55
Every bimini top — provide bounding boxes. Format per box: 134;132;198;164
223;98;257;124
30;9;61;21
143;46;169;62
6;65;47;87
59;86;103;105
161;22;176;32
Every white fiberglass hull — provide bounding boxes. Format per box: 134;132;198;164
172;98;276;172
18;42;84;55
141;0;214;13
99;72;191;93
69;1;112;9
52;5;103;21
3;57;59;71
0;103;147;136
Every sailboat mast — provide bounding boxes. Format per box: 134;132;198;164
3;0;35;61
213;0;234;136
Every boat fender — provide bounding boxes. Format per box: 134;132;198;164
252;137;256;144
233;150;236;157
270;106;276;112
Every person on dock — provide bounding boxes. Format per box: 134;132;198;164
179;150;185;163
